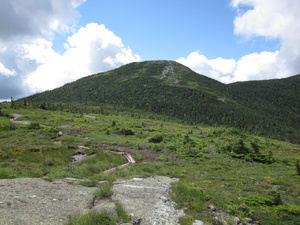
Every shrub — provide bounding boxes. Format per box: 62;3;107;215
28;122;41;130
295;157;300;175
117;128;134;135
65;211;114;225
0;168;15;179
134;154;144;162
244;195;276;207
171;183;210;211
220;139;274;164
94;183;113;199
115;202;131;223
148;134;164;143
276;204;300;219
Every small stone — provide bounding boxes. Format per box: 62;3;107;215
273;185;283;191
245;218;253;223
28;195;36;198
208;204;217;211
193;220;204;225
234;217;241;224
161;196;170;202
131;178;144;182
97;181;108;187
62;178;79;184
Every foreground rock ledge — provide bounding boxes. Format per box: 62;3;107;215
112;176;185;225
0;176;184;225
0;178;97;225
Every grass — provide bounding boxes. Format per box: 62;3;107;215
65;211;115;225
1;102;300;224
65;185;130;225
93;182;113;199
65;203;131;225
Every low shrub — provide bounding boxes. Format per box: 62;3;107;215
65;211;114;225
116;128;134;135
244;195;276;207
115;202;131;223
276;204;300;218
148;134;164;143
27;122;41;130
94;183;113;199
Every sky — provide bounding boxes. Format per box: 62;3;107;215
0;0;300;101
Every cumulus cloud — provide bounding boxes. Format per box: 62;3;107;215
178;50;282;83
177;52;236;83
0;0;85;40
178;0;300;83
0;1;140;99
0;62;16;77
23;23;140;93
0;0;86;100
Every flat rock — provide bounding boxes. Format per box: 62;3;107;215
0;178;97;225
112;176;185;225
92;199;117;216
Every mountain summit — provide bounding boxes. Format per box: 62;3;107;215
22;60;300;143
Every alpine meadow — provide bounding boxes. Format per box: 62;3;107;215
1;60;300;225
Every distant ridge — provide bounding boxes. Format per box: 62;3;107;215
21;60;300;143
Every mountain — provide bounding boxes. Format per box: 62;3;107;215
228;75;300;141
21;60;300;143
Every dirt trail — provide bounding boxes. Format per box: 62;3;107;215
10;114;31;125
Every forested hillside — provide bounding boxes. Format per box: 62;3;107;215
228;75;300;142
21;60;300;143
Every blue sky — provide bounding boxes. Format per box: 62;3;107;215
53;0;278;60
76;0;239;59
0;0;299;100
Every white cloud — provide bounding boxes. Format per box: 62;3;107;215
0;62;16;77
0;0;85;40
178;0;300;83
177;52;236;83
0;1;140;99
23;23;141;93
232;0;300;39
177;50;285;83
0;0;86;99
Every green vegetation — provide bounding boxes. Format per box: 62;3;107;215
65;211;115;225
1;61;300;224
65;192;130;225
20;61;300;144
93;183;113;199
65;207;130;225
1;100;300;225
